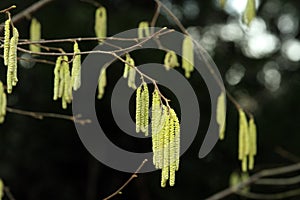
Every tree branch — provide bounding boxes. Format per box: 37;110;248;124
6;107;91;125
102;159;148;200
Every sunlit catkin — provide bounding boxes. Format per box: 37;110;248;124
7;27;19;94
0;179;3;200
217;92;226;140
71;42;81;91
123;54;131;78
0;82;7;124
138;21;150;39
219;0;227;9
135;86;142;133
4;19;11;66
29;18;41;53
126;56;137;89
94;7;107;42
243;0;256;26
97;67;107;99
182;35;194;78
141;83;149;136
152;89;161;166
164;50;179;70
238;109;249;172
248;117;257;170
53;56;62;100
62;56;72;109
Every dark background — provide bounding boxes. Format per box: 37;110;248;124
0;0;300;199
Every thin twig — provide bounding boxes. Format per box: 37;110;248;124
6;107;91;125
102;159;148;200
0;0;55;32
3;187;16;200
0;5;16;13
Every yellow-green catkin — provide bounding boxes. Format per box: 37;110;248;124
123;54;131;78
136;83;149;136
7;27;19;94
152;89;162;166
126;55;137;89
138;21;150;39
53;56;62;100
238;109;249;172
94;7;107;42
135;86;142;133
4;19;11;66
141;83;149;136
97;67;107;99
29;18;41;53
248;117;257;170
217;92;226;140
71;42;81;91
0;179;3;200
182;35;194;78
243;0;256;26
219;0;227;9
0;82;7;124
62;56;72;109
164;50;179;70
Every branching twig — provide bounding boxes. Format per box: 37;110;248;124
6;107;91;125
0;0;55;32
102;159;148;200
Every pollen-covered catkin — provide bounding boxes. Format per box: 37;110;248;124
62;56;72;109
135;86;142;133
141;83;149;136
217;92;226;140
94;7;107;42
152;89;161;166
7;27;19;94
182;35;194;78
243;0;256;26
164;50;179;70
71;41;81;91
4;19;11;66
123;54;131;78
97;67;107;99
238;109;249;172
53;56;62;100
248;117;257;170
0;82;7;124
30;18;41;53
138;21;150;39
0;179;3;199
126;56;137;89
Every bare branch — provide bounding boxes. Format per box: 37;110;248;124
102;159;148;200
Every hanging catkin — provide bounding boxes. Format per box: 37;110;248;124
94;7;107;42
219;0;227;9
243;0;256;26
62;56;72;109
71;41;81;91
164;50;179;70
152;89;161;166
182;35;194;78
3;19;11;66
135;83;149;136
7;27;19;94
248;117;257;170
217;92;226;140
29;18;41;53
0;82;7;124
97;67;107;99
138;21;150;38
0;179;3;200
53;56;62;100
125;55;137;89
238;109;249;172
